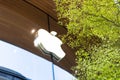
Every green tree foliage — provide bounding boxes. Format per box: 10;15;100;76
54;0;120;80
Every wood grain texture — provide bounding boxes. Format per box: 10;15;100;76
0;0;75;74
25;0;57;20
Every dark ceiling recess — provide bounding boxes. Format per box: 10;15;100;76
0;0;76;74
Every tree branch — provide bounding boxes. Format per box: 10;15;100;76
101;15;120;27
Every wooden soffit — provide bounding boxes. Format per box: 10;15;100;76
0;0;76;74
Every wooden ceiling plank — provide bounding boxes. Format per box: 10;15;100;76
25;0;57;20
0;0;75;74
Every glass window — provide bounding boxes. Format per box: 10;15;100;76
0;40;75;80
0;76;11;80
0;73;12;80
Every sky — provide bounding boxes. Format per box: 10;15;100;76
0;40;75;80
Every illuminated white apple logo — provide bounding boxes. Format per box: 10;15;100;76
34;29;65;62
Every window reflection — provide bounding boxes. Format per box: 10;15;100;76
0;40;74;80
